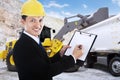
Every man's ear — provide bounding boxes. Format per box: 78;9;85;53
21;19;25;25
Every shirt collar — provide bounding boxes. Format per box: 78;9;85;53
23;31;39;44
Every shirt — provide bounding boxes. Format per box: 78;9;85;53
23;31;39;44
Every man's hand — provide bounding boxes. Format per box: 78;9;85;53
72;45;83;60
59;45;71;57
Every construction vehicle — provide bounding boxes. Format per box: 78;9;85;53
81;13;120;76
62;12;120;77
0;40;17;71
2;7;119;76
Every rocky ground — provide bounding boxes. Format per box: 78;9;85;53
0;60;120;80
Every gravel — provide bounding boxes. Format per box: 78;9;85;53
0;60;120;80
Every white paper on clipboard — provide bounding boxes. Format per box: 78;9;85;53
65;30;97;61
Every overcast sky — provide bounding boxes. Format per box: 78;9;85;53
19;0;120;19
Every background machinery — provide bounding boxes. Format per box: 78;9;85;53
0;7;108;71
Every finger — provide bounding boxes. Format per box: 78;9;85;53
64;45;71;48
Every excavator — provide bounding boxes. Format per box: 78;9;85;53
0;7;109;73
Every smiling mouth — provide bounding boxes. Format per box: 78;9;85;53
33;28;40;32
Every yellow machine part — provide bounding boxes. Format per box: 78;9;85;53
10;55;15;65
0;50;7;60
5;40;17;52
0;40;17;60
42;38;63;57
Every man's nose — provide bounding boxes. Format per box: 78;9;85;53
35;21;42;27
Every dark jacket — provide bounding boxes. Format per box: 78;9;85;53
13;33;75;80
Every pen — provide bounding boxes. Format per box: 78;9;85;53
78;45;82;49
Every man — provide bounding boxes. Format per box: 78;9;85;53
13;0;83;80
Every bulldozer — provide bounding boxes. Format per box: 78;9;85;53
0;7;109;72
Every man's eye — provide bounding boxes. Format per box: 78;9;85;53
39;19;43;22
31;19;35;22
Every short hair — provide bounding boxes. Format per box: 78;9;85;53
21;15;27;20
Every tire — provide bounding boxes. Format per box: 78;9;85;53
6;50;16;71
85;52;97;68
109;57;120;76
64;64;80;72
64;60;84;72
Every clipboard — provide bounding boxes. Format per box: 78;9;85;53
65;30;97;61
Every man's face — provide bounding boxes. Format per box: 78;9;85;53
22;16;44;37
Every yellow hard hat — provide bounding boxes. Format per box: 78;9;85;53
21;0;45;16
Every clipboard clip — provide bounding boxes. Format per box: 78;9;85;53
78;30;96;37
